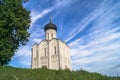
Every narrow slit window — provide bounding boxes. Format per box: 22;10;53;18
44;48;46;56
48;33;49;40
54;46;56;54
51;33;53;39
36;50;38;58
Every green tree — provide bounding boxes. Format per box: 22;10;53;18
0;0;30;65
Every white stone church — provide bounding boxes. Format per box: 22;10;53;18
31;18;71;70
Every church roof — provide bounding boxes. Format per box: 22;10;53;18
44;17;57;31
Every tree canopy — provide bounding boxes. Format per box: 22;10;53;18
0;0;30;65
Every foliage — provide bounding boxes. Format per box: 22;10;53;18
0;66;120;80
0;0;30;65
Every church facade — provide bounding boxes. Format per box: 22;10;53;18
31;19;71;70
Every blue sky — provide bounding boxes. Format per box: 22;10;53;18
9;0;120;76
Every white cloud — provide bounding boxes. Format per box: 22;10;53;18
11;46;31;67
65;0;120;42
70;26;120;58
68;1;120;74
14;46;31;57
30;8;54;26
30;0;75;26
69;23;120;76
20;58;31;67
32;38;42;43
30;27;44;38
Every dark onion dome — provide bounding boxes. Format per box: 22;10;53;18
44;17;57;31
44;23;57;31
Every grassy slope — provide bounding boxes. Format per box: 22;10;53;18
0;66;119;80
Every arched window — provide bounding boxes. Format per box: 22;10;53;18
36;50;38;54
36;50;38;59
48;33;49;40
51;33;53;39
44;48;46;56
54;46;56;54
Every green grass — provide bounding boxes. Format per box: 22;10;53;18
0;66;119;80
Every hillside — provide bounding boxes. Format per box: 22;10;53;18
0;66;119;80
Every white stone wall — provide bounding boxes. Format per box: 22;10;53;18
38;41;48;68
32;44;38;69
58;40;71;70
32;39;71;70
49;39;59;70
